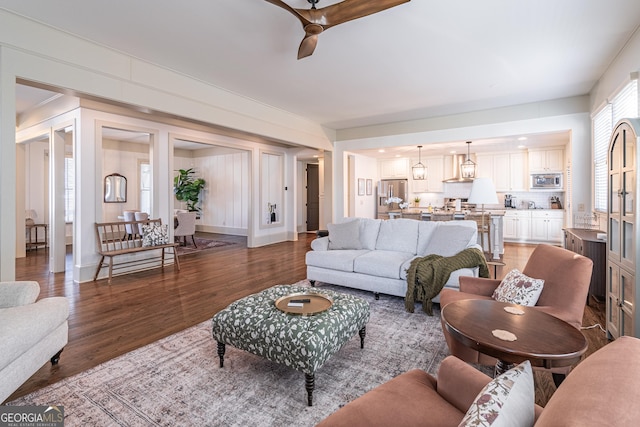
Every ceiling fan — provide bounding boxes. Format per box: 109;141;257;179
264;0;411;59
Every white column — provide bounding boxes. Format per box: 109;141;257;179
0;51;16;280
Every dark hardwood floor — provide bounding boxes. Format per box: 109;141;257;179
9;236;607;407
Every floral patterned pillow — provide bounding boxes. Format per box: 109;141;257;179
492;269;544;306
458;360;535;427
142;224;169;247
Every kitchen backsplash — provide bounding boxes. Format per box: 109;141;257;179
499;191;564;210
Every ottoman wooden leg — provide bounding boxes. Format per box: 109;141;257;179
217;342;226;368
305;373;315;406
359;326;366;349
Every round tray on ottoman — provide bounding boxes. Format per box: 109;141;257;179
274;292;333;315
211;284;370;406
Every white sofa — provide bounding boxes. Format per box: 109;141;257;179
306;218;481;301
0;281;69;403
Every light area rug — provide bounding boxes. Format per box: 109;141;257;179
7;281;451;426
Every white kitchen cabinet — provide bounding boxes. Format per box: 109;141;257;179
528;148;564;173
508;152;527;190
379;158;409;179
503;210;531;241
476;152;527;191
411;156;444;193
530;210;564;243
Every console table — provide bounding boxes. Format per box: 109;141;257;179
25;223;48;253
563;228;606;304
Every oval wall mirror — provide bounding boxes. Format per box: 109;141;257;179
104;173;127;203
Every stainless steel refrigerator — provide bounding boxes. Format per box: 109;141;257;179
376;179;408;216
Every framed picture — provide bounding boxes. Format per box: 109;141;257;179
358;178;365;196
366;179;373;195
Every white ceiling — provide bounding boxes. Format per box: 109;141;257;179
5;0;640;155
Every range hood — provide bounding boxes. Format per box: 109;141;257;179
443;154;475;183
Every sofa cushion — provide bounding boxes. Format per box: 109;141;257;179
422;222;477;257
305;249;369;272
358;218;382;250
459;360;534;427
375;219;419;254
492;269;544;306
0;297;69;368
354;250;416;279
416;221;439;255
328;219;362;250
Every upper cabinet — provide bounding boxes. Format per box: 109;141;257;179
528;148;564;173
476;152;527;191
379;158;409;179
411;156;444;193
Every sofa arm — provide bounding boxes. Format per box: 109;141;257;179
0;281;40;308
436;356;492;413
459;276;501;296
310;236;329;251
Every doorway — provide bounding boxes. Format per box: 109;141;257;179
306;164;319;231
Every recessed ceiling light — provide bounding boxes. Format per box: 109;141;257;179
450;150;457;154
378;149;385;153
313;155;319;158
395;154;401;157
518;137;528;141
518;145;526;149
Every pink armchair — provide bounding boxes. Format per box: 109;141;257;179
439;244;593;372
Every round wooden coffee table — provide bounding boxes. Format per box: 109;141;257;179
441;299;588;380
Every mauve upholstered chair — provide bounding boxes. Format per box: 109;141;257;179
439;244;593;377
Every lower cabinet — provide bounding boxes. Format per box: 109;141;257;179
504;211;531;242
607;261;635;339
530;211;564;243
504;210;564;243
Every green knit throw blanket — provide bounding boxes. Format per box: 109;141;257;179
405;247;489;315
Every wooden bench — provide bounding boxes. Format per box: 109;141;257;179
94;219;180;284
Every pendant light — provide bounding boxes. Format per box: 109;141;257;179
412;145;426;180
460;141;476;179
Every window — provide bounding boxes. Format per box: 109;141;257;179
64;156;74;223
140;162;151;215
593;79;638;212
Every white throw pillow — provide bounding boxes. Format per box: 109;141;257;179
492;269;544;306
327;219;362;250
458;360;535;427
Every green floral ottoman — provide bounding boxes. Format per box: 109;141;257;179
211;284;370;406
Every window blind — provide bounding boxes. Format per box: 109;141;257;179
592;79;638;213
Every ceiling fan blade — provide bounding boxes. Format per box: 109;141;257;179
297;24;323;59
298;35;318;60
312;0;410;29
263;0;311;25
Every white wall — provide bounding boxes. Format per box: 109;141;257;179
102;139;149;222
351;153;378;218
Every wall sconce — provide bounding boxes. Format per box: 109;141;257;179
412;145;426;180
460;141;476;179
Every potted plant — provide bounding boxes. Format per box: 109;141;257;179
413;196;421;207
173;168;206;213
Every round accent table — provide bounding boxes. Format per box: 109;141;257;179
441;299;588;383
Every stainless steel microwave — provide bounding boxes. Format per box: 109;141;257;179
531;173;562;189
